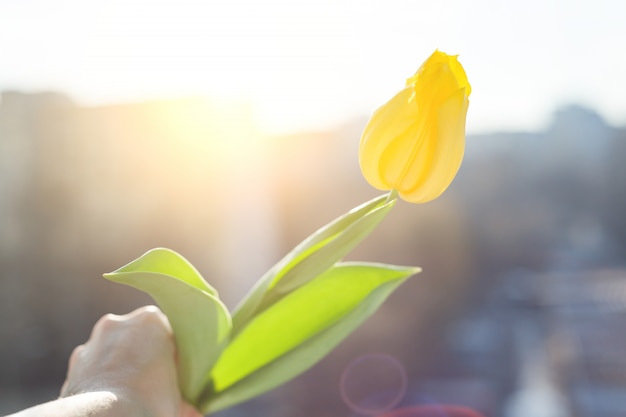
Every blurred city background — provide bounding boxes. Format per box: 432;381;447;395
1;1;626;417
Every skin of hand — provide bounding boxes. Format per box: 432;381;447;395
10;306;203;417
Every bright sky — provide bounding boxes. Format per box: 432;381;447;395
1;0;625;135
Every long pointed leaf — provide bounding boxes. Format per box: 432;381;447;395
204;262;419;412
232;193;396;335
103;248;231;405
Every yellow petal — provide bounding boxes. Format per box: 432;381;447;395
407;51;471;97
358;87;418;190
400;88;468;203
358;50;471;204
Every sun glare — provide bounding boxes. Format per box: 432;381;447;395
60;0;364;135
2;0;626;134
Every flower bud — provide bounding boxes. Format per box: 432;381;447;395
359;50;471;203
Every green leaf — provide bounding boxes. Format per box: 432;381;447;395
103;248;232;405
231;193;396;335
204;262;419;413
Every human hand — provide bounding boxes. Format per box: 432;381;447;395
61;306;203;417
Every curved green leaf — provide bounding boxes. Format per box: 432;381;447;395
107;247;218;295
232;193;396;335
103;248;231;405
204;262;419;412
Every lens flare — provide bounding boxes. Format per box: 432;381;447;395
340;353;408;415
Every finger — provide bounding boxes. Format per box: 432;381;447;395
126;305;162;319
60;344;84;397
59;378;70;397
68;344;85;369
126;305;173;334
89;307;168;341
126;305;168;324
90;313;124;340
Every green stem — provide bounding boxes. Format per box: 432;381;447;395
385;189;398;204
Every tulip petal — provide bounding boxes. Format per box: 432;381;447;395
359;50;470;203
359;87;418;190
401;88;468;203
408;51;471;98
377;100;432;192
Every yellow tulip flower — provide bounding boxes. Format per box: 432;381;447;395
359;50;471;203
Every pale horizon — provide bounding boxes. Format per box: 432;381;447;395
1;0;625;135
